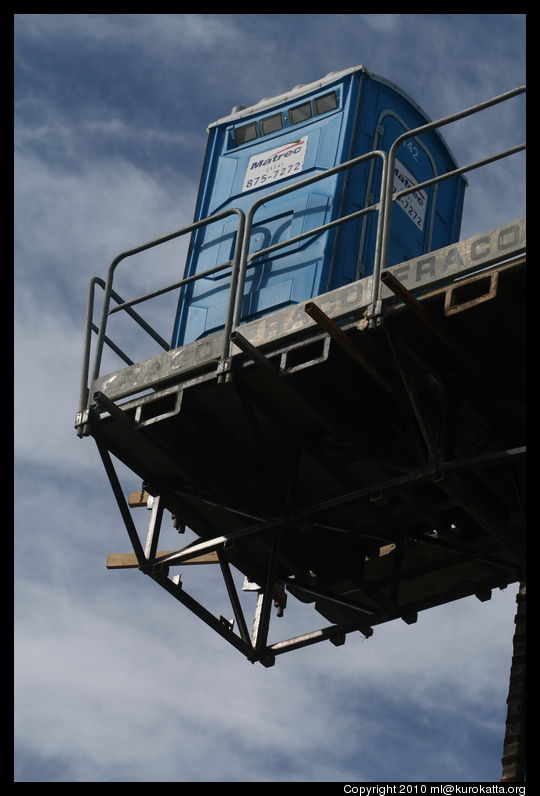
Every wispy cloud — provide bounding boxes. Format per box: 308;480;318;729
15;565;517;781
16;13;238;51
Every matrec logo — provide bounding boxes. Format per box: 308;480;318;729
242;136;308;192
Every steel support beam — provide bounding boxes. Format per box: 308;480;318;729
267;620;373;657
281;578;375;616
148;571;255;660
144;496;164;560
380;318;438;465
253;529;282;658
94;438;146;567
217;552;252;648
304;302;392;392
150;446;525;569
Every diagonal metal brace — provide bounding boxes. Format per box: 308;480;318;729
304;302;392;392
380;270;487;377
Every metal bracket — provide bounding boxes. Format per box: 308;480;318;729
358;300;383;330
216;357;233;376
444;270;499;316
74;408;91;437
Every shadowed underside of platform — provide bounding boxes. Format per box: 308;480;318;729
82;240;525;664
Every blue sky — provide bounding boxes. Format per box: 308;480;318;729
14;14;526;784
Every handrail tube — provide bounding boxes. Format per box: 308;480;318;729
219;210;246;364
245;200;382;265
91;325;135;368
91;207;245;388
377;86;526;299
108;286;170;351
90;279;171;350
79;276;102;413
392;143;525;205
232;149;388;329
79;277;170;413
372;153;390;283
108;259;236;315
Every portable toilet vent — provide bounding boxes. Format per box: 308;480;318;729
171;65;466;347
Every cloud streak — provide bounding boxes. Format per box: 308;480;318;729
15;565;517;782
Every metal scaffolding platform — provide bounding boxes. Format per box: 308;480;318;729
76;218;525;667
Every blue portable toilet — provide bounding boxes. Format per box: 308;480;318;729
171;65;466;347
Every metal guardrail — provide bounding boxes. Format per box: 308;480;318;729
375;85;526;304
232;149;388;331
79;85;525;417
79;207;246;412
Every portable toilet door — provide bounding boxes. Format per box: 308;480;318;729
171;67;365;348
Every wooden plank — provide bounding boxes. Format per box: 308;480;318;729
106;550;220;569
128;490;151;507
